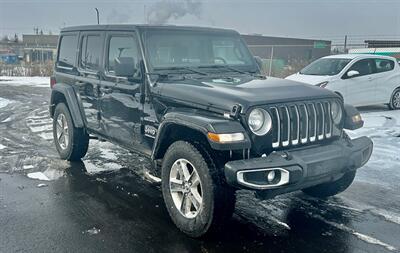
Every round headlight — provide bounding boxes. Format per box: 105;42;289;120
248;108;272;136
331;101;343;124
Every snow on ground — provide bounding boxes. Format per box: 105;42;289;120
0;76;49;88
27;172;50;181
347;109;400;188
0;97;13;109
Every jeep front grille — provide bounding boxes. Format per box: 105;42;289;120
268;101;336;148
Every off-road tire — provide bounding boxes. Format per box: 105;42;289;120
388;88;400;110
53;103;89;161
302;171;356;198
161;141;235;238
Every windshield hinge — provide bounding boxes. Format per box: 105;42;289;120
230;104;242;118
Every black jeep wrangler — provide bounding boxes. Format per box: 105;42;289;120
50;25;373;237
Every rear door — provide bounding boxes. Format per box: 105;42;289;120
373;58;396;103
341;58;378;106
75;31;104;131
99;31;147;150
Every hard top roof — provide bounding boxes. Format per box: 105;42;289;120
323;54;396;60
61;24;238;34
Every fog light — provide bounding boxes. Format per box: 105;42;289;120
267;170;276;182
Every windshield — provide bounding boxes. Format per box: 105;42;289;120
300;58;352;76
143;30;257;73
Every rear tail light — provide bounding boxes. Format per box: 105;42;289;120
50;76;56;89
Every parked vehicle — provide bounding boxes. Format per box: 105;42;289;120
286;54;400;109
50;25;373;237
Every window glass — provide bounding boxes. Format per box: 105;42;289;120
107;36;140;76
375;59;395;73
299;58;351;76
58;35;77;68
347;59;375;77
212;38;248;65
145;31;255;69
80;35;102;71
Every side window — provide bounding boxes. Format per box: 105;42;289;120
347;59;375;77
58;35;77;68
375;59;395;73
211;38;249;65
107;35;140;77
80;35;102;71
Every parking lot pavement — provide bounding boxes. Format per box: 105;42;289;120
1;77;399;253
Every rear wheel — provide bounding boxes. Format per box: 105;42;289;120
302;171;356;198
53;103;89;161
388;88;400;110
161;141;235;237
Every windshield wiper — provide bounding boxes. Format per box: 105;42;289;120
199;64;265;79
154;66;208;76
198;64;247;74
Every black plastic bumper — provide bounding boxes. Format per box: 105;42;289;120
224;136;373;199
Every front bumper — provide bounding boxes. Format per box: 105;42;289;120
224;136;373;199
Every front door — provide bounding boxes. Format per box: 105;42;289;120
342;58;378;106
99;32;147;151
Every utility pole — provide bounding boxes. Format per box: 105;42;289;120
344;35;348;53
95;8;100;25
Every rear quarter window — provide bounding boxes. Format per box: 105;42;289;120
375;59;395;73
57;35;78;68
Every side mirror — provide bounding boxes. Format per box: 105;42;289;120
114;57;136;77
347;70;359;78
254;56;263;70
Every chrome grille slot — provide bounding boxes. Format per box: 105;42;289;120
289;105;300;145
316;102;325;140
270;107;280;148
280;106;290;147
267;100;337;148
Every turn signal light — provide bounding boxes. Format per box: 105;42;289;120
207;132;244;143
50;76;56;89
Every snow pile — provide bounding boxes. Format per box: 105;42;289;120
0;97;13;109
0;76;49;88
27;172;50;181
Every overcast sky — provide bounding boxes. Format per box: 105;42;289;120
1;0;400;44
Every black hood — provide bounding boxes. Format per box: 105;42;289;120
155;76;339;113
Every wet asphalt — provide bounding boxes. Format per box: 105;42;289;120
0;82;399;253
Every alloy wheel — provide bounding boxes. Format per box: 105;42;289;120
169;158;203;219
56;113;69;150
393;90;400;109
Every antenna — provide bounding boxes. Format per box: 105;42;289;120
95;8;100;24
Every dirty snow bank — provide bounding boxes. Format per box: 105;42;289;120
0;76;49;88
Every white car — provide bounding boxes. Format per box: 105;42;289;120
286;54;400;109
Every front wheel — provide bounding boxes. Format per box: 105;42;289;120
302;171;356;198
161;141;235;238
53;103;89;161
388;88;400;110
